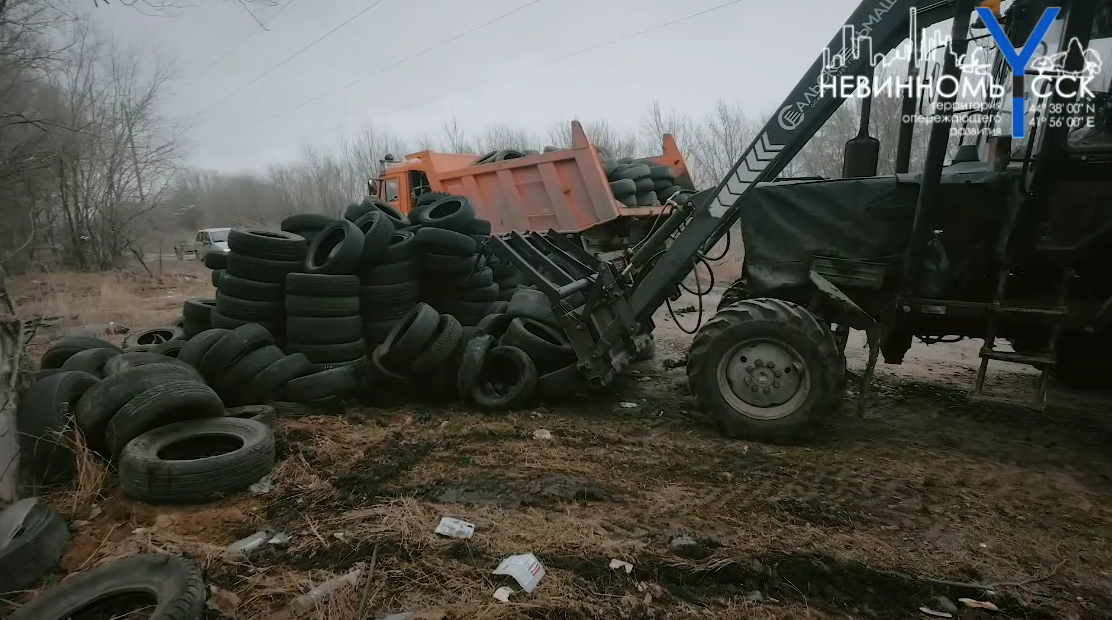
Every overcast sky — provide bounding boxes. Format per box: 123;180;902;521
87;0;866;173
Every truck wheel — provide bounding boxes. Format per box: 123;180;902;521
687;298;842;444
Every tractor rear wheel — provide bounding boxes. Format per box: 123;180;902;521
687;298;843;444
716;278;750;312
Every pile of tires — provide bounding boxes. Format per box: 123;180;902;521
214;228;306;339
18;327;316;508
371;287;587;411
602;157;695;207
285;274;366;372
346;200;421;350
408;194;499;327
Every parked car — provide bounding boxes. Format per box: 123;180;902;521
174;227;230;261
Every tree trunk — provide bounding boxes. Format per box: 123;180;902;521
0;276;22;502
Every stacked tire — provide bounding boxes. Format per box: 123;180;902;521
602;157;695;207
368;303;466;400
284;274;366;373
357;227;421;350
281;213;335;246
215;228;306;339
411;196;497;327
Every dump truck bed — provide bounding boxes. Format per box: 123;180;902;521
382;121;693;237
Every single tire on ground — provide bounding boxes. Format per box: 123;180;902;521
686;298;843;444
224;404;277;428
0;501;69;596
6;554;205;620
123;326;185;349
118;418;275;503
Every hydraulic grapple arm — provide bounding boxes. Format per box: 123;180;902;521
489;0;969;386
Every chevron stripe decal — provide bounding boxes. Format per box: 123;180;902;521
709;133;785;217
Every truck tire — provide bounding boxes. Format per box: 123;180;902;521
686;298;842;444
717;278;751;312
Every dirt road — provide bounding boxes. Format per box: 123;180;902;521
10;273;1112;620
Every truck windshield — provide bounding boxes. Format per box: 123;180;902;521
209;230;229;243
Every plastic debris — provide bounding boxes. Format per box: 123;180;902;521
224;530;272;560
919;607;953;618
269;531;291;545
493;553;545;593
959;598;1000;611
435;517;475;539
88;505;103;520
609;559;633;573
249;474;274;494
289;567;363;613
619;402;639;409
493;586;515;602
533;429;553;440
206;586;240;617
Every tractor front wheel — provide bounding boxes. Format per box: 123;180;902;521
687;298;843;444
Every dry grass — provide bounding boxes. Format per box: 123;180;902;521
9;267;210;341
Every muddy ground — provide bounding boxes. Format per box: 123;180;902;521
5;269;1112;620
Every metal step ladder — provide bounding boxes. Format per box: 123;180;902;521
971;266;1073;409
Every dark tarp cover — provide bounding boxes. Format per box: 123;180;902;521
738;169;1011;296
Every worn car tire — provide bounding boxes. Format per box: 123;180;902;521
410;314;463;373
285;366;359;402
382;303;440;367
285;273;360;297
119;418;274;503
203;251;229;270
102;351;191;376
415;226;476;257
73;363;202;458
150;339;188;358
0;501;69;596
228;228;306;261
17;371;99;486
284;294;360;318
224;404;277;428
281;213;334;235
304;219;364;275
226;253;301;284
217;274;283;302
40;337;122;370
106;380;225;458
456;334;495;398
176;328;230;368
216;345;286;405
123;326;184;349
500;317;575;373
507;288;558;326
59;347;120;377
241;353;314;405
415;196;475;232
199;323;274;383
470;345;537;410
354;210;395;265
8;554;203;620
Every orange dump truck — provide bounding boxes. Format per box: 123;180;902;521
372;121;696;257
